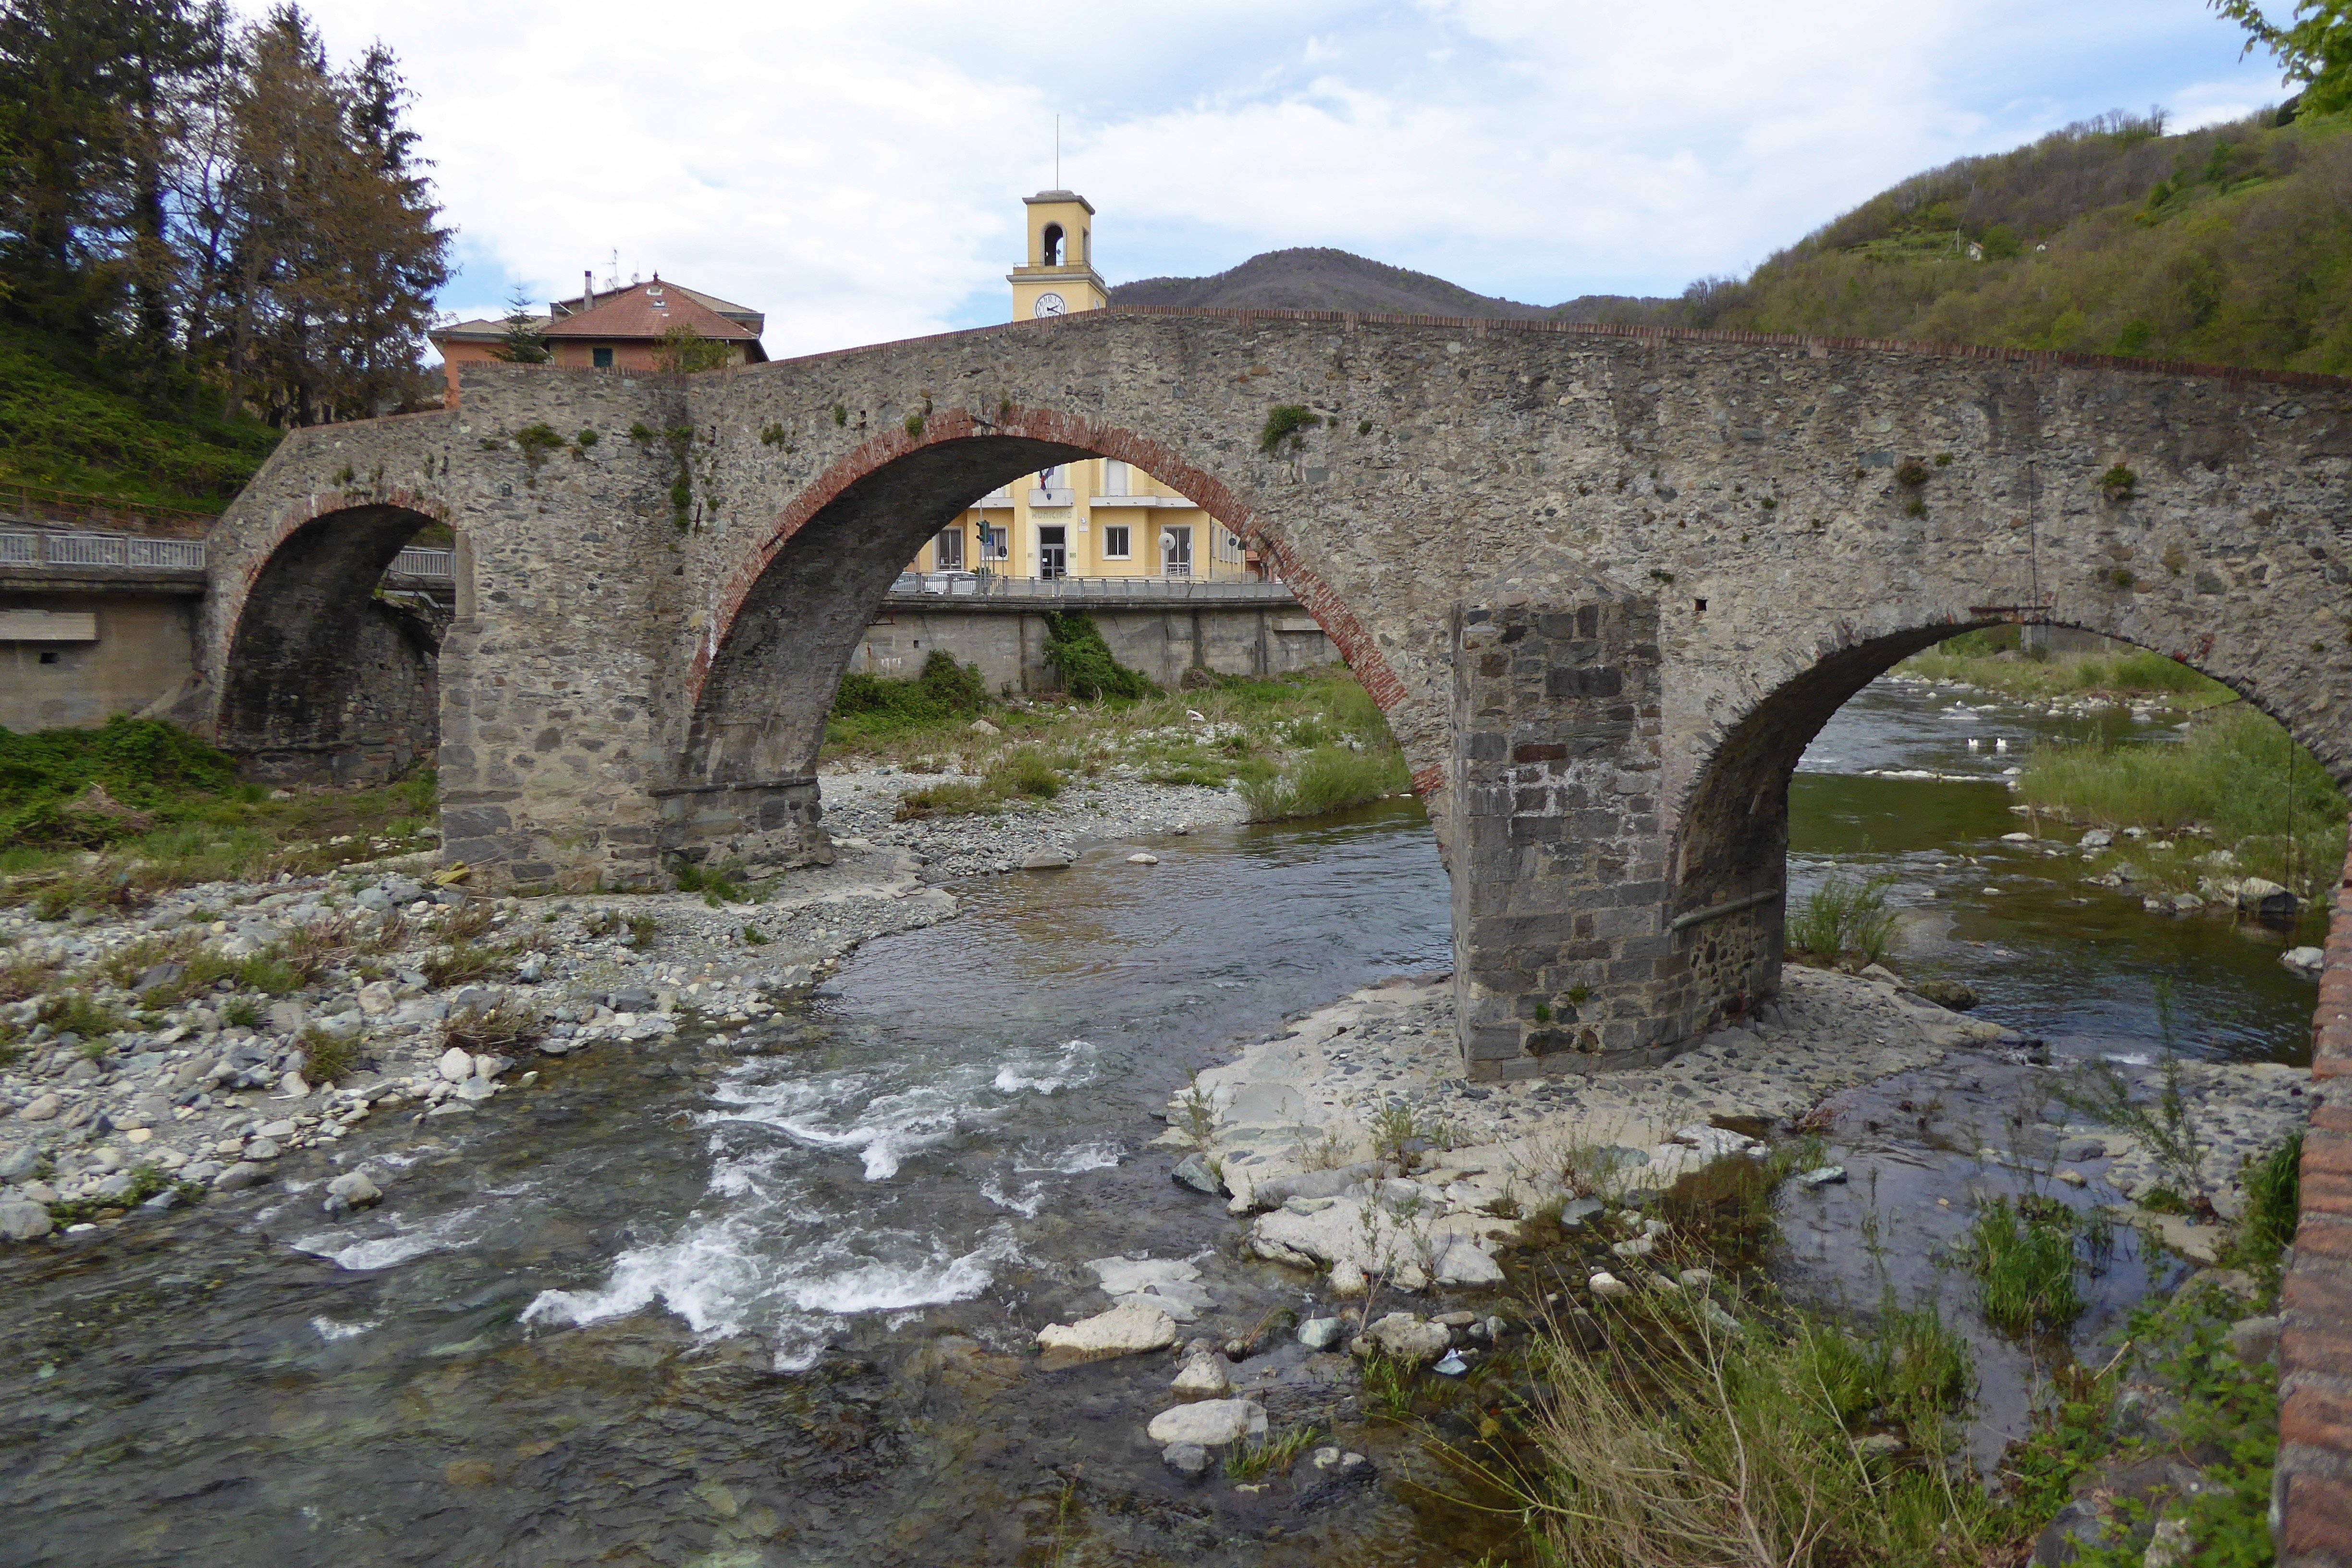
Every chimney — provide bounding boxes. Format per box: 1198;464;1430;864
583;269;595;311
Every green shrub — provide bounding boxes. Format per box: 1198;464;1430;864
0;716;240;845
990;747;1062;800
1242;745;1410;821
298;1026;362;1086
1041;612;1155;700
894;779;998;819
1968;1197;2087;1335
1787;871;1897;965
829;651;992;741
2236;1130;2303;1273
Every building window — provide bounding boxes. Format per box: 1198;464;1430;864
982;526;1007;561
1102;459;1128;495
1042;223;1064;265
934;527;964;570
592;346;614;369
1161;525;1192;577
1102;524;1130;558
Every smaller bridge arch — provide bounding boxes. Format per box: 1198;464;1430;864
210;490;459;785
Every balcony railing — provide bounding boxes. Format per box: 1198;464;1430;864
389;547;454;577
1028;487;1075;508
886;572;1296;603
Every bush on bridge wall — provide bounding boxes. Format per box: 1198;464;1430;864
1042;612;1157;701
831;651;992;740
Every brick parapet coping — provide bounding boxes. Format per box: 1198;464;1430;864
2280;816;2352;1566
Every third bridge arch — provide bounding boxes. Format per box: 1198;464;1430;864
200;308;2352;1077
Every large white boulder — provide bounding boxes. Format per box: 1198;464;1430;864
1146;1398;1267;1447
1034;1299;1177;1360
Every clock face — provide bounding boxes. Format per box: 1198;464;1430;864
1033;292;1067;318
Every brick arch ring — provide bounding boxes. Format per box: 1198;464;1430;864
689;403;1441;795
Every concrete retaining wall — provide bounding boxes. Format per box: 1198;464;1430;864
852;598;1335;693
0;590;198;731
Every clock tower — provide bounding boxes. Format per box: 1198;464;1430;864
1010;190;1108;322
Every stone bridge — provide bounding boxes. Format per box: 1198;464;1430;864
196;306;2352;1082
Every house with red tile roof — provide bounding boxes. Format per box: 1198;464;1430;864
428;275;766;404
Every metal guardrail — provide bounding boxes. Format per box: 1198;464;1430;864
885;572;1297;603
0;528;456;580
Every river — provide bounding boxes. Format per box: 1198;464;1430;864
0;675;2321;1567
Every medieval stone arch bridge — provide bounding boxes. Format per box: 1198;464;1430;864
198;306;2352;1080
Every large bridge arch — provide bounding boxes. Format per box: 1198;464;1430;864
668;404;1416;868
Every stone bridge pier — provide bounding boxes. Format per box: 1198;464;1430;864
196;308;2352;1081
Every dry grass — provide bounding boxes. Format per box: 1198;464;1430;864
441;998;542;1051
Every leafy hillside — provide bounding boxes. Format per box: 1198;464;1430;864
1693;108;2352;373
0;323;282;512
1115;105;2352;378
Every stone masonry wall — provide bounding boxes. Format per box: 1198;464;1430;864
2279;823;2352;1567
853;600;1336;694
1451;588;1673;1077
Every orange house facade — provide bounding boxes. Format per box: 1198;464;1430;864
428;276;766;404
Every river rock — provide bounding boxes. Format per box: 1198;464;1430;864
1358;1313;1450;1364
1161;1441;1211;1478
1087;1255;1200;1297
1297;1316;1344;1350
325;1171;382;1212
0;1200;52;1241
1035;1300;1177;1360
1127;852;1159;865
279;1072;311;1098
1171;1351;1232;1397
1588;1271;1632;1299
1909;976;1977;1009
455;1077;497;1102
1170;1153;1221;1196
2236;877;2298;919
356;980;397;1017
0;1145;35;1181
438;1046;475;1082
2283;946;2326;977
1146;1398;1267;1447
1019;848;1075;871
2228;1314;2282;1367
243;1138;282;1162
18;1093;60;1122
2080;829;2113;848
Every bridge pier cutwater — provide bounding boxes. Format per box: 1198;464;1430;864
196;306;2352;1078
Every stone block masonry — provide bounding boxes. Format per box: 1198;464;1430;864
2280;822;2352;1567
196;308;2350;1077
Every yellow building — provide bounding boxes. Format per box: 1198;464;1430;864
907;191;1256;583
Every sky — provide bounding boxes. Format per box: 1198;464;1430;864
291;0;2293;360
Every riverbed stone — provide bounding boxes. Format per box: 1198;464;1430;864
1146;1398;1267;1447
1358;1313;1450;1364
1035;1300;1178;1360
1170;1153;1221;1195
2284;946;2326;977
212;1161;268;1191
0;1200;52;1241
18;1093;60;1122
1161;1442;1211;1478
325;1170;383;1212
1087;1255;1200;1297
1298;1316;1345;1350
437;1046;474;1082
1171;1351;1232;1397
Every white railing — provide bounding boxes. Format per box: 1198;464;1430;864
887;572;1296;603
390;547;454;577
0;528;456;581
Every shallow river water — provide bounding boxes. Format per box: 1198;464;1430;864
0;677;2323;1567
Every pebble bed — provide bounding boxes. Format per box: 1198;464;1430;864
0;846;956;1242
817;764;1251;881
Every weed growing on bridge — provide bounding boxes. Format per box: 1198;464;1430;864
1259;404;1318;453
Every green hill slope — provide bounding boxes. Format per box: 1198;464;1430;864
0;324;282;514
1695;108;2352;374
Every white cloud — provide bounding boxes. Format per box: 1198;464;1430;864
292;0;2291;355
